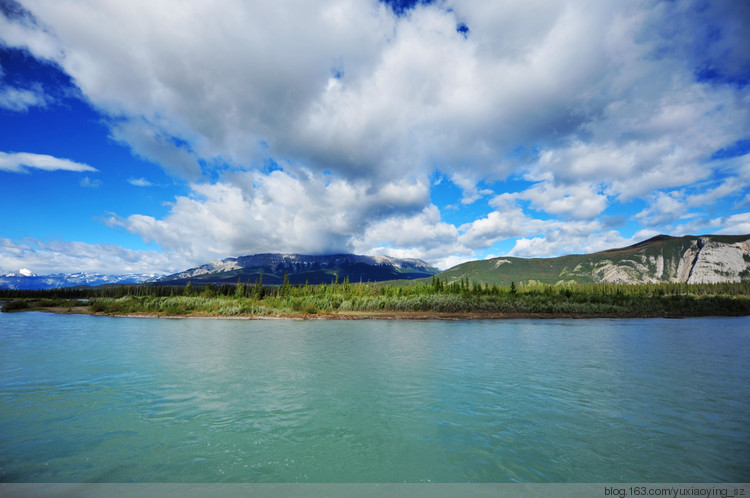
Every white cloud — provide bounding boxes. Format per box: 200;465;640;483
1;0;748;268
108;169;431;266
673;212;750;238
458;208;542;250
0;151;97;173
449;172;493;205
510;182;609;220
715;213;750;236
109;118;202;180
352;204;467;269
0;83;49;111
0;237;178;275
508;230;637;259
459;209;607;257
530;81;747;202
634;173;750;230
79;176;101;188
5;1;747;188
7;0;396;176
686;177;746;208
127;177;153;187
635;191;688;228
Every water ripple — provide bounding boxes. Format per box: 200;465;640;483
1;314;748;482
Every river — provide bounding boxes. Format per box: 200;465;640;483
1;312;748;482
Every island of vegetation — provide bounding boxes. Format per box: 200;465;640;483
2;275;750;319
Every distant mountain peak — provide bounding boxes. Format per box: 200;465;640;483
5;268;37;278
158;252;439;285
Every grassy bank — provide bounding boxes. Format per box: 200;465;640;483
3;280;750;318
83;280;750;318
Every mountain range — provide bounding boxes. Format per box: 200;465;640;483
2;234;749;291
156;253;439;285
439;234;750;286
0;270;161;291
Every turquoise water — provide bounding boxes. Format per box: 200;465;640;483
0;313;748;482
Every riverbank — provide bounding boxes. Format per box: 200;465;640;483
4;280;750;319
26;305;743;321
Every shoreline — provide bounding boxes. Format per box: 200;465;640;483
31;306;718;320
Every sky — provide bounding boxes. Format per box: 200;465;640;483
1;0;749;275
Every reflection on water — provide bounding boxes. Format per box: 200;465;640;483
0;313;748;482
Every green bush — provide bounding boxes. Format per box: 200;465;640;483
1;300;29;312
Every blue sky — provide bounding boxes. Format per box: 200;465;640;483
1;0;749;275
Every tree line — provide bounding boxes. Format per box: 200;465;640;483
2;275;750;300
4;275;750;317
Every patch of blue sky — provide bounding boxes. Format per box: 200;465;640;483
429;172;459;205
0;96;182;201
330;61;345;80
475;239;517;259
431;173;540;226
710;138;750;161
603;199;646;239
380;0;434;16
695;66;748;88
0;46;71;97
0;59;184;250
429;174;485;227
0;168;158;251
456;23;469;38
262;157;285;174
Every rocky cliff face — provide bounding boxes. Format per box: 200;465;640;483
440;234;750;287
581;236;750;284
686;238;750;284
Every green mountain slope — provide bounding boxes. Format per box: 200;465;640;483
438;234;750;286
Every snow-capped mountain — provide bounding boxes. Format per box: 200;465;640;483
0;271;162;290
159;253;439;285
6;268;36;278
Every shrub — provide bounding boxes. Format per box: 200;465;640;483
1;300;29;312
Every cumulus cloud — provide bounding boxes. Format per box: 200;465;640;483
4;0;396;176
9;0;746;187
352;204;466;269
108;169;431;266
457;204;607;258
1;0;749;270
506;182;609;220
0;151;97;173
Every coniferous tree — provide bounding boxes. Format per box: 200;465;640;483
254;274;264;300
280;271;290;297
235;278;245;299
